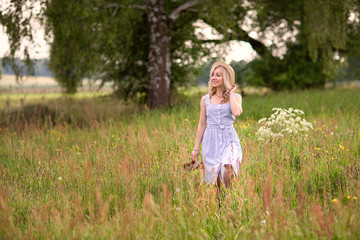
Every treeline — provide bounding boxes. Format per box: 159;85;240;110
1;58;53;77
197;58;360;88
2;56;359;88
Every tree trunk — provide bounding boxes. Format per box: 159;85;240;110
146;0;172;108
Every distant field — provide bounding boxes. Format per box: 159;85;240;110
0;74;58;87
0;86;359;239
0;74;113;93
2;74;360;94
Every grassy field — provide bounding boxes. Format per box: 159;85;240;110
0;87;359;239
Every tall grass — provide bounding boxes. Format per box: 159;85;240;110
0;88;359;239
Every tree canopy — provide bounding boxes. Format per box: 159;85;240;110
1;0;360;104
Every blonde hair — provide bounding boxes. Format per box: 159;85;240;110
208;66;233;104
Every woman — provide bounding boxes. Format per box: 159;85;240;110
191;61;243;188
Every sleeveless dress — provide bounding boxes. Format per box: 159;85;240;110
202;94;242;183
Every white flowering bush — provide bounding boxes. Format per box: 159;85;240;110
256;107;313;141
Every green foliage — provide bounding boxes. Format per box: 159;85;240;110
170;10;210;88
245;42;327;90
303;0;349;61
101;10;149;100
252;0;303;30
195;59;215;85
43;0;209;101
1;56;35;81
2;0;360;96
251;0;356;73
340;56;360;81
230;60;248;86
214;0;360;90
0;0;39;80
45;0;98;93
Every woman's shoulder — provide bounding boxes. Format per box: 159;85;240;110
201;94;209;101
200;94;209;106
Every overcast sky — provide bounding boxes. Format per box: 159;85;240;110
0;22;257;63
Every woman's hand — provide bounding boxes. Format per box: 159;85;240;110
191;149;200;161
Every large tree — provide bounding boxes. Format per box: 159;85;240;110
145;0;203;107
46;0;209;108
2;0;360;102
1;0;210;108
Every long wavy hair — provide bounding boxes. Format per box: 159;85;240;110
208;66;233;104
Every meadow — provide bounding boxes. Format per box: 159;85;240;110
0;87;359;239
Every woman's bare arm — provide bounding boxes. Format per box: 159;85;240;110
191;95;207;161
229;86;243;117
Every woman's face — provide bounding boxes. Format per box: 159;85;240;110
211;67;224;88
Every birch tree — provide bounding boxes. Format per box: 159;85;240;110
144;0;204;107
103;0;206;107
1;0;208;108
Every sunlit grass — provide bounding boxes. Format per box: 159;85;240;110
0;87;359;239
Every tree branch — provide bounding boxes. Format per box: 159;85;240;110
102;3;146;17
169;0;204;22
200;39;221;44
104;3;147;11
232;28;271;57
202;19;272;58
